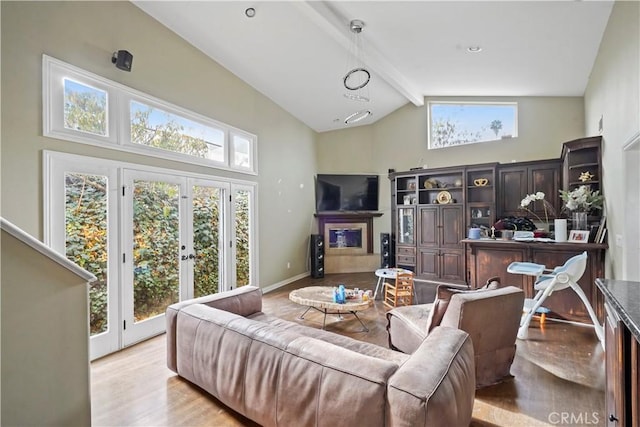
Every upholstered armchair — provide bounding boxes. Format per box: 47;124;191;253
386;283;524;388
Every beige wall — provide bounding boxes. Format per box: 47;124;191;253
317;96;585;248
0;1;318;286
1;231;91;426
584;0;640;280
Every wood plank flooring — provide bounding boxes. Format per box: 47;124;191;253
91;273;605;426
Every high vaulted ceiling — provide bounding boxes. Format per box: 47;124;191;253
134;1;614;133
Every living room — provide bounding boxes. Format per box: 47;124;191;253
1;1;639;426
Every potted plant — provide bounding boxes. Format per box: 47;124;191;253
559;185;604;230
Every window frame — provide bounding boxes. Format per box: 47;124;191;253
43;55;257;175
427;101;518;150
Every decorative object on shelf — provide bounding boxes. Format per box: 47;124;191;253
436;190;452;204
407;180;416;190
403;195;411;205
468;227;481;239
559;185;604;230
568;230;590;243
533;229;548;238
473;178;489;186
560;185;603;212
579;171;595;182
454;178;462;187
572;211;588;230
554;219;568;242
518;192;556;228
423;178;438;189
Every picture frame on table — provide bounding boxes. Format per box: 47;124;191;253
568;230;590;243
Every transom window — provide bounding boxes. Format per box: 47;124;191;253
43;55;257;174
428;101;518;149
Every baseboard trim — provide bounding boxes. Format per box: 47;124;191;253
261;271;310;294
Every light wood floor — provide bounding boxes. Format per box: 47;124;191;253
91;273;606;426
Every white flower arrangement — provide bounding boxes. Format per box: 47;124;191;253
559;185;604;213
519;192;556;225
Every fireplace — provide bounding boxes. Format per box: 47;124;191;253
314;212;383;273
324;223;367;255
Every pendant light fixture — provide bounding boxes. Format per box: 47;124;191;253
343;19;372;125
343;19;370;102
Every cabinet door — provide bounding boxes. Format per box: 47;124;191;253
418;206;438;247
474;247;528;293
418;249;439;279
440;205;464;248
529;161;560;218
441;250;464;281
397;207;416;245
498;166;527;218
605;303;625;426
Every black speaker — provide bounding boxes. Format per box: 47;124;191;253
380;232;394;268
112;50;133;72
310;234;324;278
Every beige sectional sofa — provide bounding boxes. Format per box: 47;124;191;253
167;286;476;427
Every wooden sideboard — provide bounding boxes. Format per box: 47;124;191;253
464;239;607;324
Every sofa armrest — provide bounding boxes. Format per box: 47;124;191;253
166;285;262;372
387;327;475;427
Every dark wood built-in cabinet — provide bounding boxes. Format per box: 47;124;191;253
389;136;606;323
393;167;466;284
497;159;561;219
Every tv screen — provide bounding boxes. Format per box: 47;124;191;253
315;174;379;212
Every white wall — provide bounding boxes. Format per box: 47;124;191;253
0;1;318;286
317;96;586;251
584;0;640;280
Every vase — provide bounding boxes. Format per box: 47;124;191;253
572;211;588;230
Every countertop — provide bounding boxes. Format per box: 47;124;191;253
461;238;608;250
596;278;640;341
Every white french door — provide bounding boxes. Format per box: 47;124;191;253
45;156;120;359
122;172;231;345
121;171;186;345
45;152;256;359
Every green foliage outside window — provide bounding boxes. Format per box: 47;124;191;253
63;99;251;334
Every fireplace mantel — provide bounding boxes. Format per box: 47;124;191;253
314;212;383;254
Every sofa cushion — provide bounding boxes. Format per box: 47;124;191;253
177;303;398;427
250;312;410;366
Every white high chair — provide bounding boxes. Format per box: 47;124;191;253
507;251;604;347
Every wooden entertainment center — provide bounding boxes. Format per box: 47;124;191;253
389;136;606;324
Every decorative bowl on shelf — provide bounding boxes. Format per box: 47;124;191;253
436;191;452;204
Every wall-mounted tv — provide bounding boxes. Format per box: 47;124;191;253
315;174;379;212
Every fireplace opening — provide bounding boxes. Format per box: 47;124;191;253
329;228;363;249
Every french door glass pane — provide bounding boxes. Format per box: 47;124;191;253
132;180;180;322
192;185;222;298
235;190;251;287
64;173;109;335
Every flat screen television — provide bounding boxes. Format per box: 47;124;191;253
315;174;379;212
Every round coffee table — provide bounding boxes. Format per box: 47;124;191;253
289;286;371;332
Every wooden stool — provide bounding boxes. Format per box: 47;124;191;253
383;271;414;309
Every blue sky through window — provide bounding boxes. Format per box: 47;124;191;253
429;102;518;148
